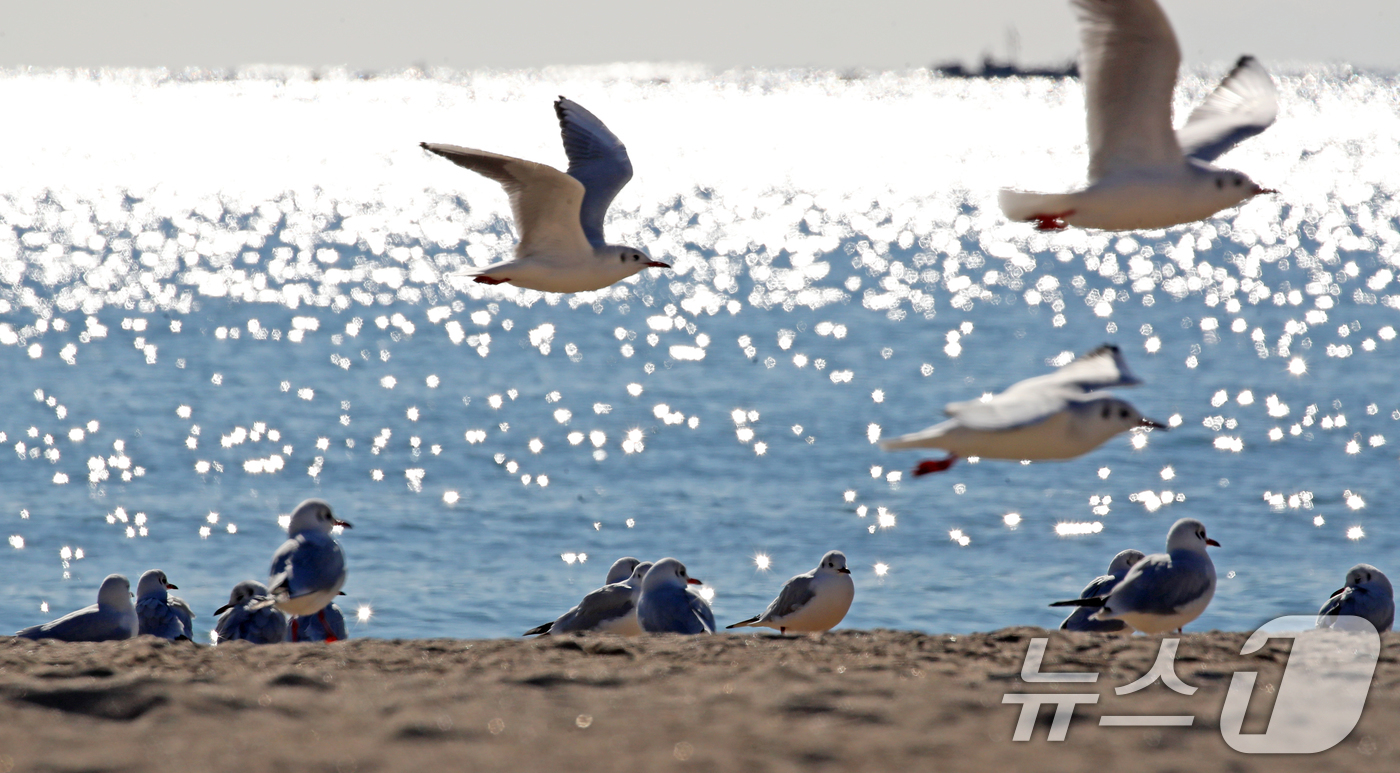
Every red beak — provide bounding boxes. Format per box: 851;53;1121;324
334;519;353;528
1254;186;1279;196
645;260;671;269
1206;538;1221;547
687;578;703;585
165;583;179;590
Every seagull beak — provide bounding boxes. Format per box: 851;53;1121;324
338;591;347;596
838;567;851;574
1206;538;1221;547
213;603;234;615
645;260;671;269
687;578;704;585
334;519;353;528
1139;417;1168;430
1253;185;1279;196
165;583;179;590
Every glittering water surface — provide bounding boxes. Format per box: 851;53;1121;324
3;65;1400;638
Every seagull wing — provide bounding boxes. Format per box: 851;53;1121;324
268;534;345;601
553;583;635;633
1075;0;1184;181
688;589;716;633
421;143;592;260
1105;553;1212;616
1177;56;1278;163
762;573;818;621
555;98;634;249
943;384;1083;431
1021;344;1143;393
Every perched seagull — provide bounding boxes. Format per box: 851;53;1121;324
252;499;351;637
15;574;137;642
999;0;1278;231
880;344;1164;475
421;98;670;293
1050;518;1219;634
136;569;193;640
605;556;643;585
524;561;653;637
1059;549;1146;632
638;558;713;634
213;580;287;645
1317;564;1394;633
288;603;350;643
727;550;855;635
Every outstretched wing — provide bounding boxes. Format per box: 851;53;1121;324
555;98;634;249
421;143;591;259
1027;344;1143;392
1177;56;1278;163
1075;0;1183;181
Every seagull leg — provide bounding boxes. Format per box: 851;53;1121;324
1031;211;1075;231
290;618;299;642
913;455;959;476
473;275;510;285
319;609;339;643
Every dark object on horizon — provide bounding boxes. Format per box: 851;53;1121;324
934;55;1079;80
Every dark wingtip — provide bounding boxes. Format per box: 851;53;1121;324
1237;55;1256;67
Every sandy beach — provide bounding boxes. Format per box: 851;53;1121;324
0;628;1395;772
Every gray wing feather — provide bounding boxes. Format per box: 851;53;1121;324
555;98;633;249
17;604;132;642
689;589;716;633
275;534;346;600
552;584;635;633
639;587;708;634
1319;587;1395;632
1106;554;1213;616
763;574;818;621
1060;574;1128;632
1178;56;1278;163
137;598;186;640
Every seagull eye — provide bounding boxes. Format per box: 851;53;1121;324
1234;178;1243;187
1119;409;1129;418
1101;405;1110;419
1216;178;1224;190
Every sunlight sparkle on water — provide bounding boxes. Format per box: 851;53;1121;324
357;604;372;623
1347;526;1365;540
753;553;771;571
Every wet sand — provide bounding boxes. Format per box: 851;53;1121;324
0;628;1395;772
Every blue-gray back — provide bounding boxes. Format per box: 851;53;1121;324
216;605;288;644
270;532;346;598
639;585;709;634
1318;586;1395;632
1107;551;1214;616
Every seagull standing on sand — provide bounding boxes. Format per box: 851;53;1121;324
135;569;194;640
638;558;713;634
1317;564;1394;632
252;499;351;637
1059;549;1146;632
727;550;855;635
421;98;670;293
880;344;1164;475
1050;518;1219;634
14;574;137;642
524;561;654;637
288;603;350;643
999;0;1278;231
214;581;288;645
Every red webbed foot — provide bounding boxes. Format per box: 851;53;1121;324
913;456;959;476
319;609;339;643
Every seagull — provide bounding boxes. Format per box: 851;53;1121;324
524;561;653;637
1059;549;1146;632
1317;564;1394;633
135;569;193;640
605;556;643;585
213;580;287;645
421;98;670;293
880;344;1165;475
1050;518;1219;634
638;557;713;634
252;499;351;635
727;550;855;635
15;574;137;642
288;603;350;643
999;0;1278;231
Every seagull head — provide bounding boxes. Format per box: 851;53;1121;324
1107;549;1146;577
215;580;270;615
818;550;852;575
643;557;702;593
606;556;642;585
1342;563;1392;596
286;498;351;536
97;574;133;610
136;569;176;600
1166;518;1220;553
1089;397;1166;433
608;246;670;272
1201;168;1276;206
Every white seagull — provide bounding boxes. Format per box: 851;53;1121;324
524;561;654;637
213;580;287;645
1317;564;1394;633
638;558;713;634
880;344;1164;475
1051;517;1219;634
1059;549;1145;632
15;574;137;642
253;499;352;632
727;550;855;635
999;0;1278;231
135;569;194;640
422;97;670;293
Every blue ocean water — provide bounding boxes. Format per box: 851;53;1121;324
1;64;1399;639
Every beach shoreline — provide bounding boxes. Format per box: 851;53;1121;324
0;628;1394;771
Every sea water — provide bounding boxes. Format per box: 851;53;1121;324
1;64;1398;639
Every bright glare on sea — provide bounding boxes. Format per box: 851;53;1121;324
1;63;1399;639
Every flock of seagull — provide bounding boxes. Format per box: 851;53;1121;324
8;0;1395;643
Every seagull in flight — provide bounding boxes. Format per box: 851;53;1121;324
1000;0;1278;231
422;98;670;293
880;344;1164;475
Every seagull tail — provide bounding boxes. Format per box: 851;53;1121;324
1049;597;1107;609
725;616;761;629
522;621;553;636
998;189;1077;222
